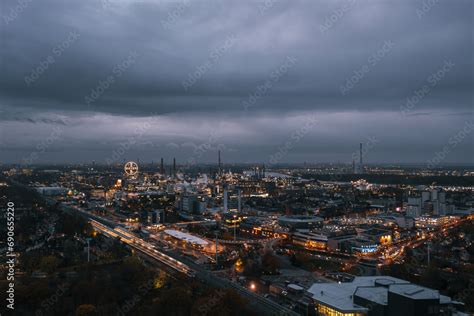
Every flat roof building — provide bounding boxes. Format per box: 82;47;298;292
307;276;463;316
278;215;324;230
163;229;209;246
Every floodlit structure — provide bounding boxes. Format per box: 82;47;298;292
124;161;139;176
164;229;209;247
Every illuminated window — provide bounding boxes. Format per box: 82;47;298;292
316;304;365;316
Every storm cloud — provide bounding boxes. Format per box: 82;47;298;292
0;0;472;164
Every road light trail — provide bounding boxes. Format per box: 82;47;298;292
90;219;194;276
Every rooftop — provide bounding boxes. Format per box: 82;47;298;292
354;286;388;306
163;229;209;246
307;276;409;312
278;215;324;223
389;283;439;300
308;276;462;313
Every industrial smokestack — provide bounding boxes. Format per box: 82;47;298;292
218;150;221;175
173;158;176;177
237;187;242;213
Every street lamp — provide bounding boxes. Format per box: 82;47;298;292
214;231;219;266
86;238;92;262
233;214;237;241
250;283;256;291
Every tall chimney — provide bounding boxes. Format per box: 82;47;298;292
218;150;221;175
173;158;176;177
237;187;242;213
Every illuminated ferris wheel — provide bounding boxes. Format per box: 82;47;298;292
124;161;139;176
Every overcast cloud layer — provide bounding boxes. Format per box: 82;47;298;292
0;0;473;165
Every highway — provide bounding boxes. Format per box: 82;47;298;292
90;219;194;276
378;217;468;264
59;203;297;315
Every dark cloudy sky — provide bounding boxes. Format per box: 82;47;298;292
0;0;473;165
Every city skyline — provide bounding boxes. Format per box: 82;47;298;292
1;2;473;315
